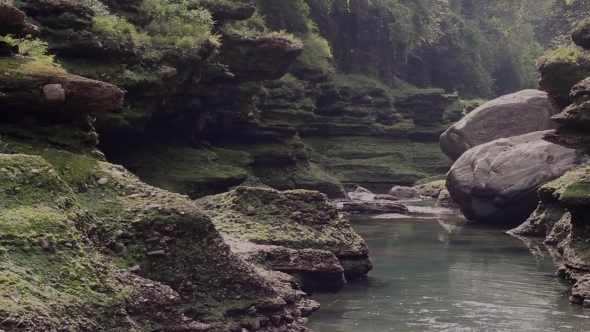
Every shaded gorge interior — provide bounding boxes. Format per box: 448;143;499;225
2;0;590;331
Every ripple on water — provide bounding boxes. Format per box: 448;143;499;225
307;201;587;332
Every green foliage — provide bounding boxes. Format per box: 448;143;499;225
222;12;301;44
534;0;590;47
0;35;55;62
253;0;334;73
140;0;219;47
404;1;543;97
91;15;148;47
539;44;590;63
87;0;218;56
293;0;333;71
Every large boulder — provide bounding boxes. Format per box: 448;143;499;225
446;131;584;225
440;90;557;160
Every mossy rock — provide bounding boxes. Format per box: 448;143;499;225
537;45;590;111
412;177;446;198
196;186;371;275
543;166;590;205
0;137;310;330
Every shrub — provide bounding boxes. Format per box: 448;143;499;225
0;35;54;61
140;0;219;48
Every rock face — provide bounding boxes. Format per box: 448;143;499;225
440;90;557;161
446;131;583;225
0;148;318;332
0;2;39;36
572;21;590;50
544;78;590;149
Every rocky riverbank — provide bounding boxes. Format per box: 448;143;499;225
435;19;590;307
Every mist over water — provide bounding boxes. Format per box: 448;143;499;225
308;202;590;332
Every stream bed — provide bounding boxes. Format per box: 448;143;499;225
307;201;590;332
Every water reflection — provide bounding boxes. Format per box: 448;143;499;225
308;203;588;332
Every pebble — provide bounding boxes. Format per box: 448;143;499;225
247;206;255;213
0;168;7;172
41;239;51;250
584;299;590;307
115;230;124;237
31;169;39;173
97;177;109;185
21;244;31;252
129;265;141;272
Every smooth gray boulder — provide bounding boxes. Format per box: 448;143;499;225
446;131;584;225
388;186;420;199
440;89;557;160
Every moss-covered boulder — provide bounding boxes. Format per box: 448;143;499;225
196;186;373;287
0;138;320;331
412;175;446;198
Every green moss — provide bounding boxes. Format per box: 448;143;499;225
197;186;367;256
0;136;289;329
540;166;590;203
304;136;451;185
0;153;133;330
0;56;64;78
539;45;590;64
413;179;446;197
59;59;163;88
106;144;251;198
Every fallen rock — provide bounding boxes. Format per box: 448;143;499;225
440;89;557;160
446;131;583;225
388;186;420;199
340;201;409;214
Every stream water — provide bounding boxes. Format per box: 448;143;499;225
307;201;590;332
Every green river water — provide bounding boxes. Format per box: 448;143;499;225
307;201;590;332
